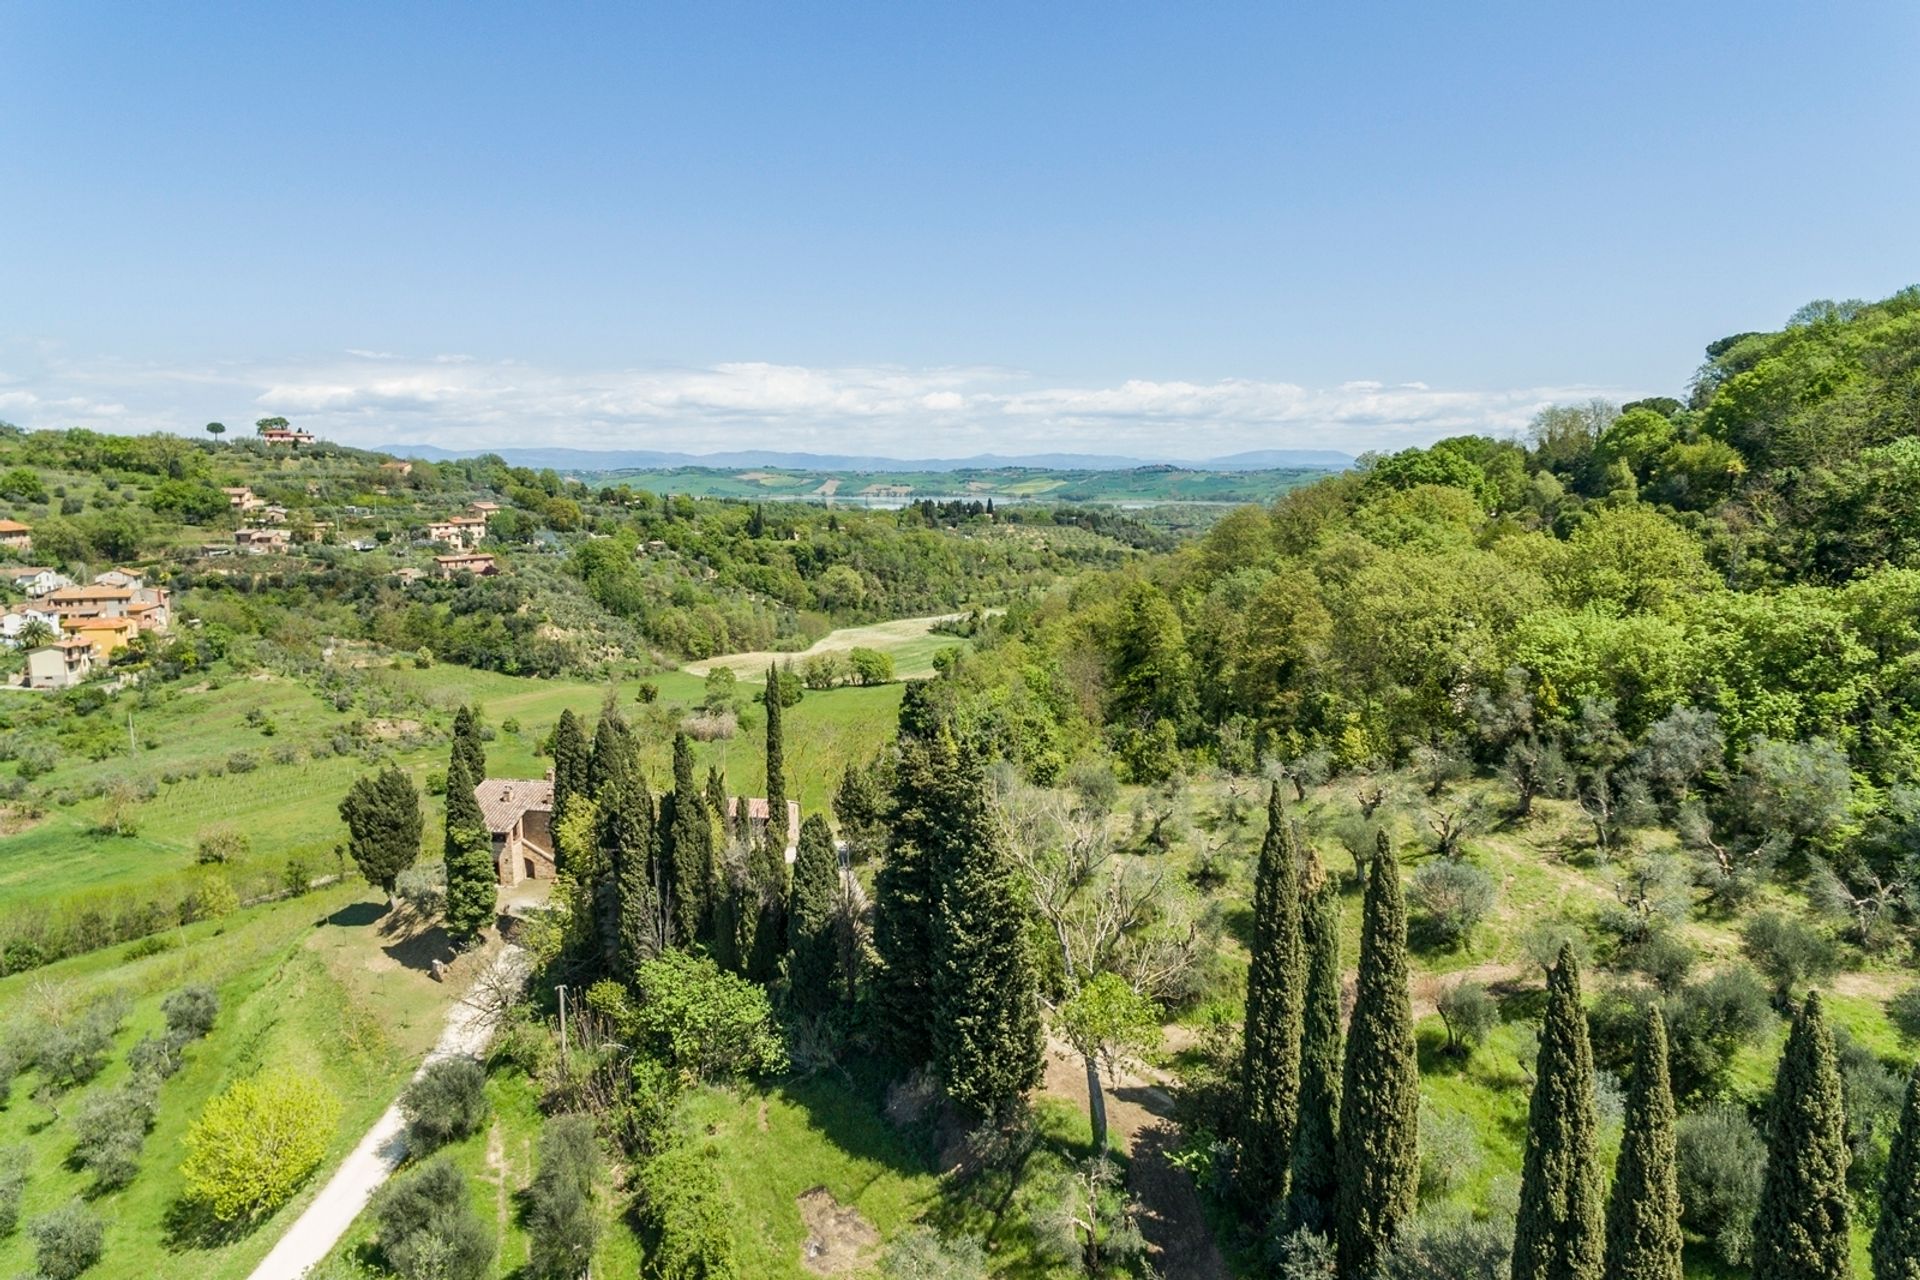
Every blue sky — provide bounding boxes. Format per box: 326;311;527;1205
2;1;1917;457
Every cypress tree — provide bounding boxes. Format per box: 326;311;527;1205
661;732;714;947
550;709;590;834
442;754;496;944
787;814;840;1015
1335;834;1418;1280
704;765;728;829
870;683;945;1066
744;811;789;985
1512;945;1605;1280
596;770;657;979
587;706;636;796
1873;1064;1920;1280
764;664;787;830
1240;783;1305;1212
338;765;422;902
928;728;1043;1117
1603;1005;1682;1280
451;704;486;782
1287;844;1343;1237
1752;991;1852;1280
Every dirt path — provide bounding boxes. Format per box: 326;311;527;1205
1042;1037;1229;1280
683;612;976;680
245;943;528;1280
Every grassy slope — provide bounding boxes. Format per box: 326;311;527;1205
0;884;460;1279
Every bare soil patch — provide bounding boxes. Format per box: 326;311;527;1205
796;1186;881;1276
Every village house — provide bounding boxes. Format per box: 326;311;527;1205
235;527;291;552
724;796;803;863
62;615;138;656
6;567;71;597
426;514;488;550
434;552;498;579
260;427;315;446
469;501;501;517
0;520;32;550
24;636;94;689
46;583;134;620
475;776;555;887
221;486;263;512
251;504;290;525
390;566;425;584
0;603;62;646
380;460;413;476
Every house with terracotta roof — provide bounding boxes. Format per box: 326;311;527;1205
221;486;263;512
469;501;501;516
62;615;138;656
24;636;93;689
475;776;555;886
46;583;134;620
0;520;32;550
434;552;498;579
725;796;803;863
235;527;291;552
260;428;315;446
427;514;488;551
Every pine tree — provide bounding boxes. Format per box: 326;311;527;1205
764;664;788;830
550;709;590;837
928;729;1043;1117
1335;834;1418;1280
1287;844;1342;1236
661;732;714;947
450;704;486;782
1603;1005;1682;1280
442;755;496;944
597;771;658;979
871;683;945;1066
1874;1064;1920;1280
588;706;636;795
1240;783;1305;1212
1513;945;1605;1280
787;814;840;1015
1752;991;1852;1280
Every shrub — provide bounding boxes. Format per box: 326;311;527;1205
526;1114;599;1280
181;1071;341;1222
1436;981;1497;1054
186;874;240;922
227;751;257;774
632;951;787;1081
121;933;178;962
680;711;738;742
1417;1102;1482;1202
0;1145;25;1238
401;1058;489;1155
282;855;314;897
164;984;219;1041
127;1033;183;1080
27;1199;103;1280
1377;1211;1512;1280
882;1224;988;1279
36;995;129;1089
1740;911;1839;1001
1891;986;1920;1041
16;743;59;780
1406;860;1496;948
1676;1103;1764;1267
372;1155;495;1280
638;1143;736;1280
71;1074;158;1189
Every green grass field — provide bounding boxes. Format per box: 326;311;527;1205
0;883;464;1279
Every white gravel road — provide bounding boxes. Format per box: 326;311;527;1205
245;944;527;1280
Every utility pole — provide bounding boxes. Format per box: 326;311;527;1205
556;984;569;1069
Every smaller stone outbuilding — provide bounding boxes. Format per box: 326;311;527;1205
476;776;555;887
725;796;802;863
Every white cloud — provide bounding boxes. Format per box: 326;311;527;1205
0;344;1629;459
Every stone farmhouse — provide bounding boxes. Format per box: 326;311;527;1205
724;796;803;863
434;552;498;579
0;520;32;550
476;776;556;887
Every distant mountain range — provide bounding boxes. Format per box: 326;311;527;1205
375;444;1355;473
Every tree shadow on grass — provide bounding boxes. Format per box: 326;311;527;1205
161;1196;253;1253
382;922;455;974
323;900;387;928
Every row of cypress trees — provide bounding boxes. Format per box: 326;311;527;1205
869;682;1044;1118
1234;785;1920;1280
1237;786;1418;1276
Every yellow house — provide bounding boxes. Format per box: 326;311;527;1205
62;615;138;657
